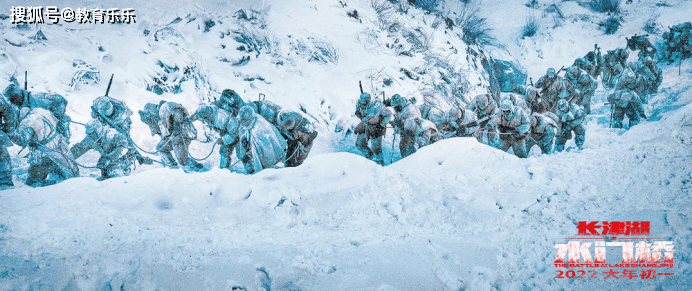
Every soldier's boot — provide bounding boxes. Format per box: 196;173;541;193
184;161;205;173
373;152;384;166
26;158;57;187
540;133;555;155
355;134;373;159
219;144;232;169
98;169;111;181
636;103;647;119
612;107;626;128
575;134;585;151
162;151;179;168
575;140;584;150
371;137;384;165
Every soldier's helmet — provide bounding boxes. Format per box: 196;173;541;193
279;114;295;132
585;51;595;62
139;102;161;125
96;99;114;117
238;105;255;124
448;107;462;120
476;94;489;110
613;63;624;74
358;92;371;106
526;86;539;101
546;68;556;77
390;94;406;111
623;71;636;83
403;118;418;135
501;99;514;118
4;84;25;106
618;49;629;60
574;58;585;67
191;105;213;123
221;89;239;103
557;99;569;112
85;119;104;136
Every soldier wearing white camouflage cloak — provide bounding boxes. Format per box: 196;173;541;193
191;104;240;170
390;94;422;158
492;100;531;158
555;100;586;152
71;119;137;180
236;106;287;174
354;92;393;165
10;107;78;186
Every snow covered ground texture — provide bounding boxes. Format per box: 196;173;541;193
0;0;691;290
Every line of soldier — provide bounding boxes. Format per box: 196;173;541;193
0;40;664;188
0;82;318;188
355;42;664;164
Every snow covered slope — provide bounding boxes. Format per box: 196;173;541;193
0;0;691;290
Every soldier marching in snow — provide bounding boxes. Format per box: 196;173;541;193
71;119;136;180
390;94;422;158
573;57;599;79
614;70;648;118
276;110;318;167
535;68;569;111
493;100;531;158
139;101;204;172
438;105;478;138
0;93;17;188
500;92;531;113
526;111;559;155
607;90;643;129
10;107;78;187
3;83;71;140
555;99;586;152
468;93;499;145
402;117;443;152
601;48;629;89
236;105;287;174
626;57;662;99
564;66;598;114
515;85;549;114
191;104;240;170
354;92;393;165
418;101;446;132
214;89;282;125
91;95;134;134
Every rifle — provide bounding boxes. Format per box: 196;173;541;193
359;81;364;94
24;71;27;91
529;77;534;87
556;65;566;75
463;115;491;128
104;74;114;96
452;116;491;137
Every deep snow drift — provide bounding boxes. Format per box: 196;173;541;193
0;0;691;290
